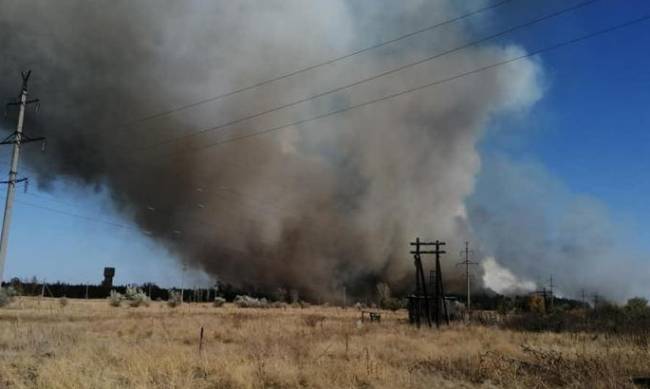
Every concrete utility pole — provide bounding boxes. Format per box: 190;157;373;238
180;261;187;303
457;241;478;314
0;71;45;283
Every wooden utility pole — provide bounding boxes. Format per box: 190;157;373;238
432;240;449;327
410;238;448;328
411;238;431;328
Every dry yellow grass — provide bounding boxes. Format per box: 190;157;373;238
0;297;648;388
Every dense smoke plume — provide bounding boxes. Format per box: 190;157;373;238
3;1;639;301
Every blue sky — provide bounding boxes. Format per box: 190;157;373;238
482;0;650;248
2;0;650;288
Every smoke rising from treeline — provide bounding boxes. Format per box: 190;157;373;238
468;155;650;301
1;1;643;301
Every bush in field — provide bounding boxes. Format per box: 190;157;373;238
8;278;22;296
124;286;150;307
374;282;407;311
108;290;124;307
380;297;403;311
527;295;546;314
377;283;390;300
213;296;226;307
289;289;300;305
303;314;325;328
0;287;16;307
503;300;650;335
59;297;69;308
234;295;268;308
625;297;649;318
273;288;288;303
167;290;182;307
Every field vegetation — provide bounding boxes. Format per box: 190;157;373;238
0;297;649;388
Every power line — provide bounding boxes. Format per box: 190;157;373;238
11;197;234;244
22;188;282;247
86;0;513;135
127;12;650;165
11;198;261;261
13;176;333;255
125;0;599;157
5;6;645;237
5;5;647;254
22;191;91;209
53;4;643;218
14;199;139;231
19;183;301;237
12;195;178;235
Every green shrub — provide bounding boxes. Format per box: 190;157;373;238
213;296;226;307
108;290;124;307
124;286;150;307
167;290;182;307
625;297;649;317
234;295;268;308
380;297;403;311
0;287;16;307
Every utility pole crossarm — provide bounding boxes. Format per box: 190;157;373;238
0;177;27;185
0;132;45;146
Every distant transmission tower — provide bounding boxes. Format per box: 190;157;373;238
0;71;46;282
457;241;478;314
547;275;554;311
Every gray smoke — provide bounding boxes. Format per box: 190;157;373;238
1;1;550;299
468;155;650;301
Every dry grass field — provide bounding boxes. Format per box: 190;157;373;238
0;297;648;388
